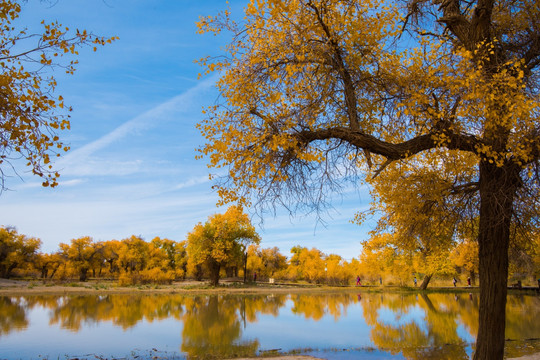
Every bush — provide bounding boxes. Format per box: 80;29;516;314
118;272;135;286
117;269;175;286
140;268;175;284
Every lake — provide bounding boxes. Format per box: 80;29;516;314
0;291;539;359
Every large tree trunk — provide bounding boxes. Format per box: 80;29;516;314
419;274;433;290
473;162;519;360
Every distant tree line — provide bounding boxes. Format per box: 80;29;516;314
1;207;539;287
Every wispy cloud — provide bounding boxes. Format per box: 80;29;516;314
60;75;218;167
175;175;210;190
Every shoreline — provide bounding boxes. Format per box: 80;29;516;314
0;278;363;295
0;278;538;296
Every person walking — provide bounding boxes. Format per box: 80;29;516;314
414;277;417;287
453;277;457;287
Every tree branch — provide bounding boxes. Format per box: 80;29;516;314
306;1;359;131
295;126;480;161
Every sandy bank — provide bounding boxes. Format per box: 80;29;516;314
0;278;361;296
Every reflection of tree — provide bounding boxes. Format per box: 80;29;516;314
1;292;538;359
243;294;287;323
365;293;540;359
504;296;540;359
290;293;356;321
49;294;185;331
181;295;259;359
0;297;28;335
362;293;469;359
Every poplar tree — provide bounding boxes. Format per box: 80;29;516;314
197;1;540;359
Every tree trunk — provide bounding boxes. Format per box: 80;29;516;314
49;267;58;279
194;264;203;281
6;262;17;278
419;274;433;290
473;162;519;360
79;267;89;282
243;252;248;284
209;260;221;286
41;266;48;279
470;270;476;286
225;266;235;277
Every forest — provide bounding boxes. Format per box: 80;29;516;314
2;209;538;288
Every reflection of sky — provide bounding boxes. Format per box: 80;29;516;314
1;305;184;359
456;323;476;343
377;304;428;334
243;298;371;350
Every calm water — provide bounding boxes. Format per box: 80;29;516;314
0;291;539;359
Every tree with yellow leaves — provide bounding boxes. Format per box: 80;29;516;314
364;153;472;289
0;226;41;278
34;251;63;279
246;244;288;281
0;0;116;191
59;236;102;282
187;206;260;286
117;235;149;273
359;233;415;286
450;238;479;285
197;1;540;358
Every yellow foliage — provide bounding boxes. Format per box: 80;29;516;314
0;226;41;278
0;0;117;189
186;206;260;285
118;268;175;285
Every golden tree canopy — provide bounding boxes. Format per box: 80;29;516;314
197;1;540;359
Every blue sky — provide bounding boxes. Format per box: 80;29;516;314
0;0;374;259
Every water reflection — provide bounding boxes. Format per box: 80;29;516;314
181;296;259;358
0;297;27;335
364;293;472;359
48;294;185;330
0;292;538;359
